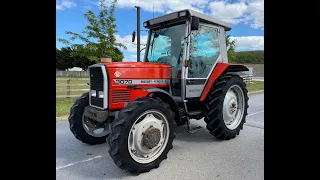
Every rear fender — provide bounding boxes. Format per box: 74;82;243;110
200;63;249;101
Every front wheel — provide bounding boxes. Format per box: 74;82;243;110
68;92;108;145
107;97;175;174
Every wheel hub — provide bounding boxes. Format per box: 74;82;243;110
142;127;161;149
222;85;245;130
229;101;237;114
128;110;170;164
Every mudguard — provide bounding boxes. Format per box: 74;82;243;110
200;63;249;101
146;88;182;125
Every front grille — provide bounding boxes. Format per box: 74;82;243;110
112;90;130;104
89;67;104;108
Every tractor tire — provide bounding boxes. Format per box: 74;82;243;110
107;97;175;174
68;92;108;145
203;74;249;140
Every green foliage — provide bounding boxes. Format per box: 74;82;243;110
225;35;264;64
56;47;74;70
56;47;95;70
234;50;264;63
226;35;236;63
57;0;126;63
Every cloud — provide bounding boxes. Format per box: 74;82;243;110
115;34;148;62
247;0;264;29
82;5;93;10
123;53;145;62
102;0;263;29
115;34;148;53
209;0;264;29
209;1;248;24
104;0;208;14
101;0;263;29
56;0;76;10
230;36;264;51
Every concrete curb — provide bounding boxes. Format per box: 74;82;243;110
56;116;68;122
248;90;264;94
56;90;264;121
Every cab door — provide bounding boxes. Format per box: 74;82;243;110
184;24;222;100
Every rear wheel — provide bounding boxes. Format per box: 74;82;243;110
203;74;249;140
68;92;108;145
107;97;175;174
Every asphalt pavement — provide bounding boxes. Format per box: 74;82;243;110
56;92;264;180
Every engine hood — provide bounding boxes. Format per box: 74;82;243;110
102;62;172;79
104;62;171;68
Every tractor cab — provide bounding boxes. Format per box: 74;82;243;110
142;9;232;101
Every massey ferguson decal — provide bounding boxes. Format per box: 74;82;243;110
113;79;170;85
114;71;121;77
114;79;132;84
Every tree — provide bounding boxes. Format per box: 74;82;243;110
56;47;75;70
56;47;97;70
234;50;264;64
72;55;95;71
58;0;126;62
226;35;236;63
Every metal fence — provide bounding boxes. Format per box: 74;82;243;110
56;78;89;99
56;71;89;77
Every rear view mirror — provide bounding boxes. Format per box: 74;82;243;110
132;31;136;42
191;17;199;31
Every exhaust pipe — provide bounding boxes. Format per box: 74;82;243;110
135;6;141;62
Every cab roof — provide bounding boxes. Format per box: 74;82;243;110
143;9;232;31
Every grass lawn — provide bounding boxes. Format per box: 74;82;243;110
56;79;264;117
246;81;264;93
56;77;88;117
56;98;77;117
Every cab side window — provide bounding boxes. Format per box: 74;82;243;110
188;25;221;78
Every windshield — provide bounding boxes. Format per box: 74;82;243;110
146;23;186;68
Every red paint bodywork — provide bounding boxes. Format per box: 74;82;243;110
102;62;172;110
199;62;230;101
100;61;239;109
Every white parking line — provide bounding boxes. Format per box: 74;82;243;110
247;110;264;117
56;155;104;170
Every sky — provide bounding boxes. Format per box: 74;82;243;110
56;0;264;62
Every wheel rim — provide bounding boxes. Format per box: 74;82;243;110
222;85;245;130
82;114;108;137
128;110;170;164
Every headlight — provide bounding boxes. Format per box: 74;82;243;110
91;90;96;97
98;91;104;98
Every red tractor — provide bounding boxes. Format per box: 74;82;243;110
68;9;249;174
